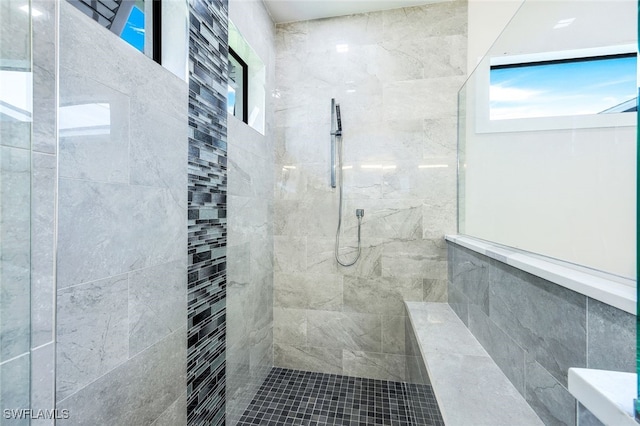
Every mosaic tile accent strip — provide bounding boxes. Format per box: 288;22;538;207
238;368;445;426
187;0;229;425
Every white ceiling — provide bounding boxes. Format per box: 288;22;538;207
262;0;450;24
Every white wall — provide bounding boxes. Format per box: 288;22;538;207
463;0;637;278
467;0;522;74
161;0;189;81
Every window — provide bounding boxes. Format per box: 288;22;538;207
490;53;637;120
227;20;266;134
120;4;145;52
67;0;161;63
227;48;248;123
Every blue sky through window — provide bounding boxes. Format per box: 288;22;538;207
121;6;145;52
490;55;637;120
227;85;236;114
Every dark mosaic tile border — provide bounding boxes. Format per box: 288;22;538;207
237;368;445;426
187;0;229;425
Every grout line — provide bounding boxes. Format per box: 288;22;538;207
585;297;589;368
0;351;31;367
52;0;60;416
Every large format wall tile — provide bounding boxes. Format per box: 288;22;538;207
225;342;251;425
129;102;187;195
228;144;273;199
586;298;635;373
57;2;189;423
489;262;587;386
30;1;57;420
152;392;187;426
381;315;405;354
31;153;56;348
0;146;31;362
273;307;306;346
56;275;129;401
343;350;406;381
421;34;467;79
129;261;187;356
57;328;186;426
32;0;57;155
306;237;341;274
59;69;130;184
56;179;133;287
381;239;447;278
274;0;467;379
450;245;490;314
274;272;343;311
468;305;525;395
30;342;55;426
341;199;423;242
423;278;447;302
307;311;382;353
130;185;186;271
524;356;575;426
0;354;30;425
338;241;384;279
381;1;467;41
404;315;429;385
274;236;307;272
447;242;634;426
383;77;466;122
343;276;422;315
274;343;343;374
381;162;456;202
226;0;277;423
578;403;605;426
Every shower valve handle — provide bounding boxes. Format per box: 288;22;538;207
356;209;364;218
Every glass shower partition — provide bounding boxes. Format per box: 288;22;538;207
458;0;637;279
637;0;640;417
457;0;638;420
0;0;33;421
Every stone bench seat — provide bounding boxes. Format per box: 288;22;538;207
404;302;544;426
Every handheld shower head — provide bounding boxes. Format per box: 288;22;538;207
335;104;342;133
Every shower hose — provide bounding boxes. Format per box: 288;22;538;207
334;132;364;267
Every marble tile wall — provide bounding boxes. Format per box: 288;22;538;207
0;7;32;423
404;315;429;386
273;0;467;380
1;1;57;424
226;1;276;424
448;241;636;426
55;2;188;425
0;143;31;426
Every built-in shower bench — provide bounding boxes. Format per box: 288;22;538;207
404;302;544;426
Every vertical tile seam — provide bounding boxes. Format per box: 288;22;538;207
585;297;589;368
52;0;60;413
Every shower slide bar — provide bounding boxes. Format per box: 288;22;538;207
331;98;364;267
330;98;341;188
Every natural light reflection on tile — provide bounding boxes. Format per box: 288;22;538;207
418;164;448;169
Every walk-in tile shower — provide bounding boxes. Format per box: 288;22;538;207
1;0;637;425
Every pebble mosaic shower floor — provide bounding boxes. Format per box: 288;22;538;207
237;367;445;425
